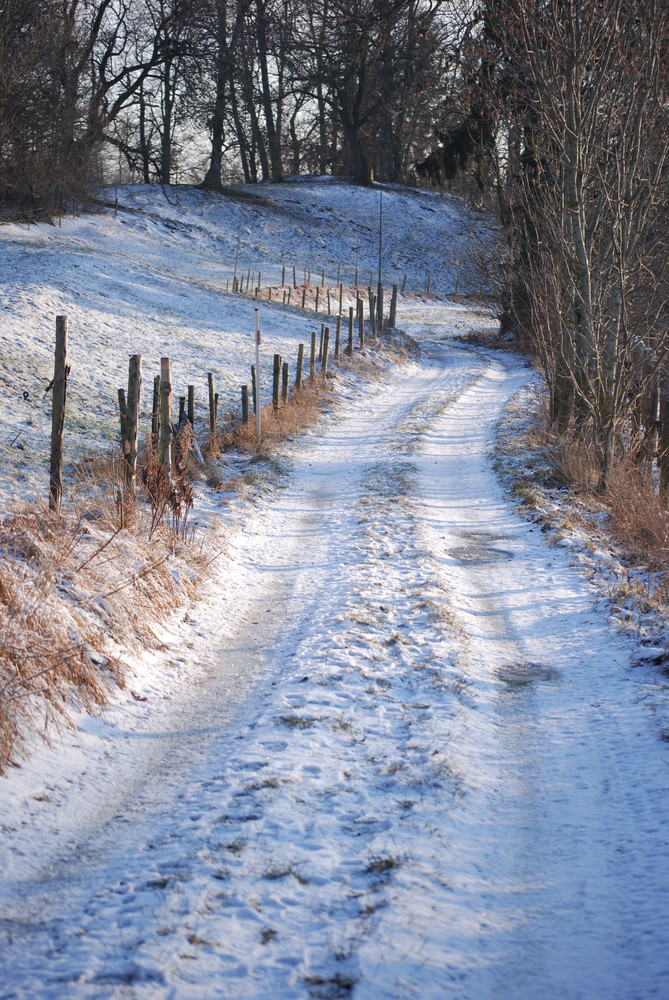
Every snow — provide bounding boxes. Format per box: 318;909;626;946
1;182;669;998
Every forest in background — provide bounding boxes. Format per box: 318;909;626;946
0;0;667;491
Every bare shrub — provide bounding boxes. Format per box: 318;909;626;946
547;431;600;493
606;459;669;571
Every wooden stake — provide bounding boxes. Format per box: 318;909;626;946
49;315;68;512
281;264;286;286
159;357;172;473
282;361;289;402
251;364;257;413
315;286;320;312
273;353;281;411
178;396;185;426
152;374;161;445
377;284;384;332
310;331;316;380
335;315;342;360
125;354;142;487
208;372;216;433
358;300;365;351
187;385;195;426
322;327;330;379
348;306;354;355
242;384;249;423
296;343;304;388
389;284;398;329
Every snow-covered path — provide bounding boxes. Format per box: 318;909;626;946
1;312;668;999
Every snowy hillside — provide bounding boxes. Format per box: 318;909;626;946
0;179;488;511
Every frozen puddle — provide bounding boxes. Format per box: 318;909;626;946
1;309;668;999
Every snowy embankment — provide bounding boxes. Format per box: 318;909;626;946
1;184;668;997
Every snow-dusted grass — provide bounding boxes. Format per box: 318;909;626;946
1;184;669;999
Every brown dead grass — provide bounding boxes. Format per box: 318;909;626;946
605;458;669;570
0;452;207;773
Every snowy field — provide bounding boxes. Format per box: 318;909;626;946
1;183;668;998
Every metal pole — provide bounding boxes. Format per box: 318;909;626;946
255;308;261;441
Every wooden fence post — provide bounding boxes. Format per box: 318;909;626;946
358;300;365;351
208;372;216;434
301;287;307;309
187;385;195;426
251;364;257;413
402;273;407;292
282;265;286;286
273;353;281;411
318;324;324;362
310;331;316;380
242;385;249;424
371;294;377;341
389;284;398;329
335;315;342;360
178;396;185;426
321;267;325;287
282;361;289;402
125;354;142;488
152;374;161;446
339;283;343;315
293;264;297;288
49;315;68;512
377;285;384;331
315;286;320;312
348;306;354;355
322;327;330;379
160;357;172;474
296;343;304;388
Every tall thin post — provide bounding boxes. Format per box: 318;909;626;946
152;374;161;445
159;357;172;474
348;307;354;355
273;353;281;411
296;343;304;388
187;384;195;426
322;327;330;379
242;384;249;423
378;186;383;288
282;361;289;402
389;284;398;329
49;315;68;512
310;331;316;380
208;372;216;434
255;308;261;441
125;354;142;488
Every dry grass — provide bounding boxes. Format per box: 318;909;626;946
221;382;326;455
0;449;208;773
605;458;669;570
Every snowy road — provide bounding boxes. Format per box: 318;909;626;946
1;309;669;998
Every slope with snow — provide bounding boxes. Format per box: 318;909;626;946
0;185;668;998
